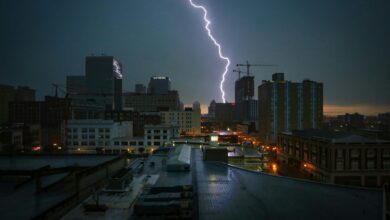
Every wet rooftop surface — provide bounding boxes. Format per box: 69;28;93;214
129;145;383;220
193;148;383;220
1;147;383;219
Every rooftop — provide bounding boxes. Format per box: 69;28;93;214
0;154;122;219
0;154;118;171
3;146;384;219
127;145;384;219
192;148;382;220
282;129;390;144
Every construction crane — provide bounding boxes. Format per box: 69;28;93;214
52;83;69;98
233;68;244;79
233;68;253;80
236;61;278;76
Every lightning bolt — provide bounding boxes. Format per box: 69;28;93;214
187;0;230;103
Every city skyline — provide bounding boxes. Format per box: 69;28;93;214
1;1;390;218
1;0;389;115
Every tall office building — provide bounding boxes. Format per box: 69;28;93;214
208;100;216;118
258;73;323;142
147;76;171;94
235;76;258;122
85;55;123;110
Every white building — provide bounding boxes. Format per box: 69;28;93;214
159;108;201;135
66;119;181;154
108;124;180;154
111;136;144;154
66;119;132;152
144;124;180;147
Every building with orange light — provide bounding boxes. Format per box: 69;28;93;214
277;129;390;187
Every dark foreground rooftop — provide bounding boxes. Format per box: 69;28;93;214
0;148;384;219
132;146;383;219
192;148;382;220
0;154;122;219
0;154;118;171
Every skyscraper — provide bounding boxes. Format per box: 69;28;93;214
258;73;323;142
147;76;171;94
235;76;258;122
235;76;254;103
208;100;216;118
85;55;123;110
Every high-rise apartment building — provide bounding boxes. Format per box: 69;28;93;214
147;76;171;94
85;55;123;110
258;73;323;142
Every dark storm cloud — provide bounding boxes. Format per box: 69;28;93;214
0;0;389;109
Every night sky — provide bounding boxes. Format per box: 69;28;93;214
1;0;389;114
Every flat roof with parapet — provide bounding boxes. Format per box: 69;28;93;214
9;146;382;219
193;148;383;220
136;145;383;219
282;129;390;144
